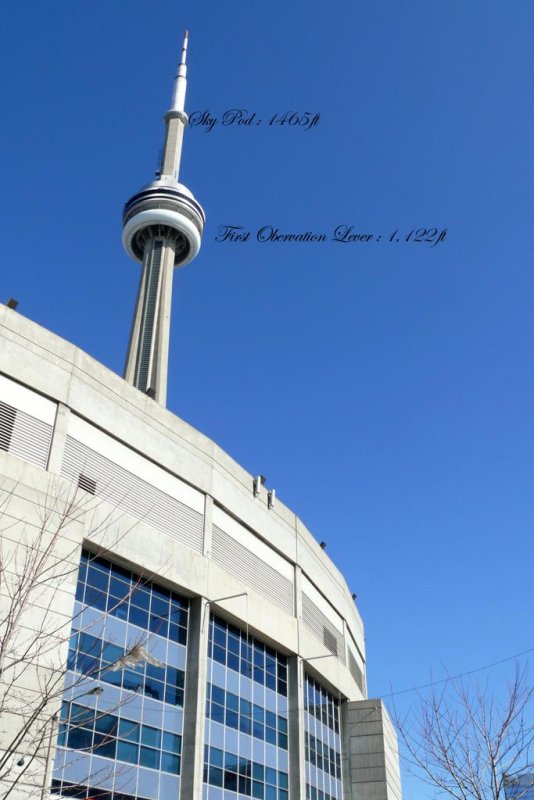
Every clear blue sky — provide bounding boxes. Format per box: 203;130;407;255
2;2;533;797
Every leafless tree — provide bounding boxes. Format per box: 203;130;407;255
394;665;534;800
0;477;157;799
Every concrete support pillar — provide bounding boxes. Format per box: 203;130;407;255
288;656;306;800
161;116;186;179
342;699;402;800
124;261;148;386
180;596;209;800
47;402;70;474
124;236;176;406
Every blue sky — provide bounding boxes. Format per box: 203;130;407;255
2;1;533;797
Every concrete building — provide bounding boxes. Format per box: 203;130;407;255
0;34;402;800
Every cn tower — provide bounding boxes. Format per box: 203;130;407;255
122;32;205;406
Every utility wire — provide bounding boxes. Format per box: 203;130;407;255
380;645;534;699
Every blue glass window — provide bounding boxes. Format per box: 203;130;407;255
206;683;288;751
55;549;189;796
208;615;287;696
59;701;181;776
163;731;181;753
305;674;343;800
161;752;180;775
51;778;152;800
205;615;289;799
70;629;185;707
118;719;140;742
139;746;159;769
204;746;288;800
117;740;138;764
76;549;189;646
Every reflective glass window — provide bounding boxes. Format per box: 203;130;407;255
305;674;343;800
205;615;289;798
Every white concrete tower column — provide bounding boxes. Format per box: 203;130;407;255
289;656;307;800
180;596;210;800
123;32;205;406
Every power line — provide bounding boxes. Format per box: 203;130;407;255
380;645;534;699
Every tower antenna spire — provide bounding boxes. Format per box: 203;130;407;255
171;30;189;113
160;30;191;180
122;31;205;406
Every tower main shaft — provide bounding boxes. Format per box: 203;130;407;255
123;32;204;406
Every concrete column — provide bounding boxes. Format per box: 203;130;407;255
288;656;306;800
124;262;148;385
124;235;176;405
341;699;352;798
342;699;402;800
161;116;186;178
47;402;71;474
150;242;175;406
180;596;209;800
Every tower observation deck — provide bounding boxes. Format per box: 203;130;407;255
123;32;205;406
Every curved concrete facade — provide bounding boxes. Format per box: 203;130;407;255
0;307;408;800
0;305;402;800
0;304;364;693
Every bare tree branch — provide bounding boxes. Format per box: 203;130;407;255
0;477;161;798
393;664;533;800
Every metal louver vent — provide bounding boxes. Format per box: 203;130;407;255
0;400;52;469
78;473;96;495
323;626;338;657
212;524;294;615
302;592;345;664
348;650;365;693
0;401;16;452
61;436;203;552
